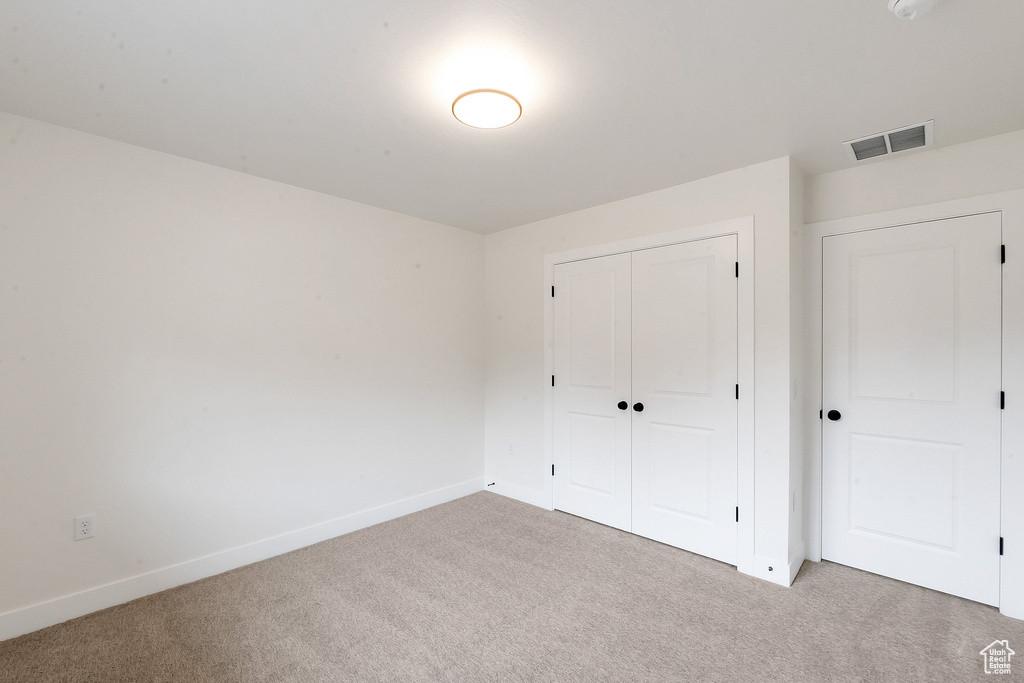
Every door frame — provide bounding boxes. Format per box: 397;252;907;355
803;188;1024;619
543;216;755;576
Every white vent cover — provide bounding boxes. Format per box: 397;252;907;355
843;120;934;162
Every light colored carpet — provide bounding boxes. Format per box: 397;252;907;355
2;491;1022;682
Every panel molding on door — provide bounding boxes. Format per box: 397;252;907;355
552;253;632;531
821;213;1002;605
631;235;739;565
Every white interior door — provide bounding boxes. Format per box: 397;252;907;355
631;236;739;565
552;253;632;531
822;213;1002;605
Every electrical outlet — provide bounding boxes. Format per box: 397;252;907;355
74;514;95;541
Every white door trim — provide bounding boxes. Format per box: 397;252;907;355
543;216;756;577
803;188;1024;619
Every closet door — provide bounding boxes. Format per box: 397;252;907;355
552;253;633;531
821;214;1002;605
630;236;739;565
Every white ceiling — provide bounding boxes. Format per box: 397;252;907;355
2;1;1023;233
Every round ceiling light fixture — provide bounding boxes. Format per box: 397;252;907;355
452;89;521;129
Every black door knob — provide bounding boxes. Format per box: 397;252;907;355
827;410;842;421
617;401;628;411
633;402;644;412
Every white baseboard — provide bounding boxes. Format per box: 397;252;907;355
752;545;805;588
788;543;807;585
0;477;484;642
484;479;551;510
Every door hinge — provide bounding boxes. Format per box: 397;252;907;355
552;375;555;387
1002;391;1006;410
735;262;740;278
735;506;739;523
551;464;555;476
735;384;740;400
819;409;823;420
551;285;555;297
1000;537;1004;556
1002;245;1006;264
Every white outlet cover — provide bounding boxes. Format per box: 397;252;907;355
74;514;95;541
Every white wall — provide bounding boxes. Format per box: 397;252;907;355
806;128;1024;224
483;157;803;582
0;113;485;632
789;161;805;569
4;103;1021;640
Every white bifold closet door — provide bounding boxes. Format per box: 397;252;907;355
552;253;633;532
631;236;738;565
552;235;738;564
821;213;1002;605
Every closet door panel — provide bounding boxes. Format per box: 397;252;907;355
631;236;739;564
552;253;632;531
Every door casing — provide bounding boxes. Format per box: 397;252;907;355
804;188;1024;619
820;214;1002;605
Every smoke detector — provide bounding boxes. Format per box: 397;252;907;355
843;120;934;163
888;0;941;19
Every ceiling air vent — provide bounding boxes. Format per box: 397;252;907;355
843;120;933;163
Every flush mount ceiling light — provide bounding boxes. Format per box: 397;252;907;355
452;89;521;129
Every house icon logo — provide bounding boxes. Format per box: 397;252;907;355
980;640;1015;675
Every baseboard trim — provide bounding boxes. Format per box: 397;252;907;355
0;477;484;642
484;480;550;510
788;543;807;585
752;545;805;588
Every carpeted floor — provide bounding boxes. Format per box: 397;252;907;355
2;492;1022;682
